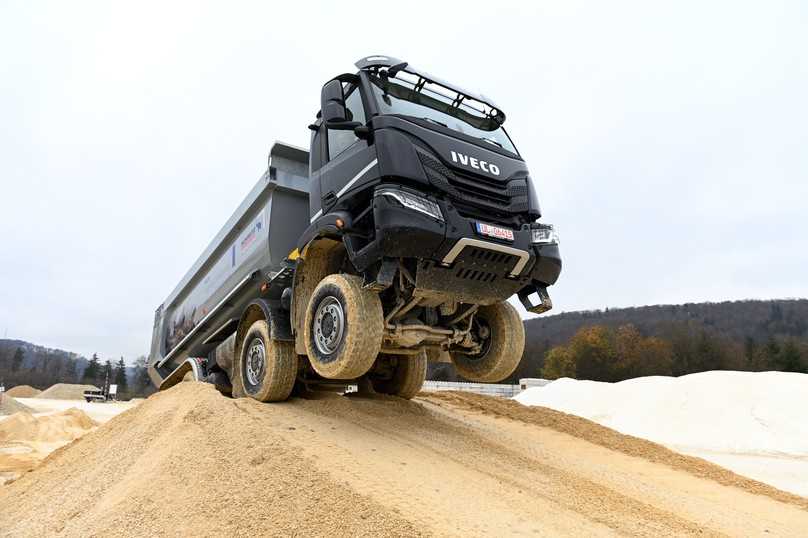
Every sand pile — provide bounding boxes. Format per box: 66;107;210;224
514;370;808;496
515;371;808;455
35;383;99;400
0;383;420;537
0;408;98;486
2;383;808;537
0;395;35;416
0;408;97;444
5;385;41;398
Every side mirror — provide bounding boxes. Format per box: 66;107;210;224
321;79;347;124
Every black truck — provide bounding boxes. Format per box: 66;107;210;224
148;55;562;401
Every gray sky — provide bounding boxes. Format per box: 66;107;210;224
1;1;806;362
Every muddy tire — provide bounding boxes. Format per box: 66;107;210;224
234;320;298;402
304;274;383;380
451;301;524;383
371;352;427;400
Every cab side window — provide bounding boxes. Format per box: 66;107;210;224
327;85;366;160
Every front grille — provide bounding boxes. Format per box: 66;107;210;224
417;150;529;216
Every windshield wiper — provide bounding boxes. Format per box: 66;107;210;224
415;117;505;150
480;136;503;149
421;117;448;128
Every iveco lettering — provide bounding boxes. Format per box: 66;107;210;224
148;56;562;402
450;151;501;176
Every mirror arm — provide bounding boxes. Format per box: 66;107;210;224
325;120;362;131
324;121;372;140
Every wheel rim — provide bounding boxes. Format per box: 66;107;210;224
314;295;345;356
245;337;266;387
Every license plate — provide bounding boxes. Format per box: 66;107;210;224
475;222;514;241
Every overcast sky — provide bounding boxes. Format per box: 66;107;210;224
1;1;806;362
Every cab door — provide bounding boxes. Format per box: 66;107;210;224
318;83;377;215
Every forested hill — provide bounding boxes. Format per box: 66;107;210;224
525;299;808;347
506;298;808;382
0;339;153;398
0;339;88;387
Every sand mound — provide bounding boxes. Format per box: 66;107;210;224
5;385;41;398
35;383;99;400
0;408;97;444
2;384;807;537
0;395;35;416
0;384;420;537
515;371;808;455
514;371;808;496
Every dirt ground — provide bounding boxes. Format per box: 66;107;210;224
1;383;806;537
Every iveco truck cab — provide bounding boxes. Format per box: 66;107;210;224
148;55;561;402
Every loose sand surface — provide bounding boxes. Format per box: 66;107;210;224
0;408;97;485
1;383;807;537
0;397;136;484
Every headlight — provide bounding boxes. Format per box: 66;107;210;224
376;188;443;221
531;223;559;245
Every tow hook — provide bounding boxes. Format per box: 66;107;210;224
518;285;553;314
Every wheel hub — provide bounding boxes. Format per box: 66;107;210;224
469;318;492;360
314;296;345;355
245;338;266;387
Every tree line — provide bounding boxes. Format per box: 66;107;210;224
541;321;808;381
0;340;154;399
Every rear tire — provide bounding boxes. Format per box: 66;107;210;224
451;301;524;383
304;274;383;380
371;352;427;400
235;319;297;402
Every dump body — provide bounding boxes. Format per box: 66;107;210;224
148;142;309;385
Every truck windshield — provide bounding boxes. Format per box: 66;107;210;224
368;72;518;155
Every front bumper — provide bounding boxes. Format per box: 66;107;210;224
346;185;561;309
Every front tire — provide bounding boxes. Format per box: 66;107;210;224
451;301;524;383
235;319;298;402
370;352;427;400
304;274;383;379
